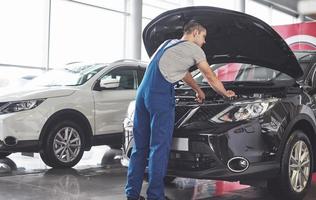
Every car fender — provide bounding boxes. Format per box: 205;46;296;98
276;106;316;161
39;109;93;150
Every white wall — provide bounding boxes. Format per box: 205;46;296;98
49;0;125;68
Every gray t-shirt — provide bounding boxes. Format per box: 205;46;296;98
158;39;206;83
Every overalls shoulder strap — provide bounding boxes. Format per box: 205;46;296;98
160;39;187;53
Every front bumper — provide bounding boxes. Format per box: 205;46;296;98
0;140;39;152
122;118;280;181
0;110;45;153
0;110;46;142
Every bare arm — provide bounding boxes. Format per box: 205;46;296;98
182;72;205;103
182;72;203;94
197;60;234;97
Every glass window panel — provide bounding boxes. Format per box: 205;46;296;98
144;0;180;10
143;4;168;19
193;0;237;10
0;0;47;67
246;0;271;24
75;0;125;12
271;8;296;26
50;0;125;68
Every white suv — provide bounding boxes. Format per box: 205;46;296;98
0;59;146;168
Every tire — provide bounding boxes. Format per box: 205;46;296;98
267;130;314;200
40;120;85;168
0;152;11;159
0;157;17;172
101;149;122;165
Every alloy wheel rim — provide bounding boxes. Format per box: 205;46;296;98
53;127;81;163
288;140;311;193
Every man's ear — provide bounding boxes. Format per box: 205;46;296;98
193;29;198;37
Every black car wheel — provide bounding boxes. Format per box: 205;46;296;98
0;152;11;159
268;130;313;200
40;120;85;168
0;157;17;172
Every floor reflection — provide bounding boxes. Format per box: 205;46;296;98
0;146;314;200
163;178;249;200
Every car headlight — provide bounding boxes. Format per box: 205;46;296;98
0;99;45;114
210;98;278;123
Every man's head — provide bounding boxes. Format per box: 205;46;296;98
183;21;207;47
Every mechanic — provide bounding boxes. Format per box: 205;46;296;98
125;20;236;200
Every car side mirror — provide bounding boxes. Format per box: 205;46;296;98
100;78;119;89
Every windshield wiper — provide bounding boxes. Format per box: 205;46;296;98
224;81;274;87
198;81;274;87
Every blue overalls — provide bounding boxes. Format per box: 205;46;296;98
125;39;186;200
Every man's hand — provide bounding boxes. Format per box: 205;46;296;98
225;90;236;97
195;90;205;103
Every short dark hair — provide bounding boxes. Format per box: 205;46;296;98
183;20;206;34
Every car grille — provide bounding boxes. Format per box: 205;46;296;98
175;106;191;122
175;104;228;125
188;105;227;122
168;151;216;171
0;102;7;108
168;137;217;171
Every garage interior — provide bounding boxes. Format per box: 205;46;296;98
0;0;316;200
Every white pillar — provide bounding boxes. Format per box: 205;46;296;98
43;0;51;70
130;0;142;60
236;0;245;13
298;14;305;22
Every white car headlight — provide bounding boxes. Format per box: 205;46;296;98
0;99;45;114
210;98;278;123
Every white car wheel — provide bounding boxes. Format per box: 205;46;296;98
53;127;81;163
40;120;85;168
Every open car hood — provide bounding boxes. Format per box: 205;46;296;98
143;6;303;79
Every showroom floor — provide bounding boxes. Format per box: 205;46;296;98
0;146;314;200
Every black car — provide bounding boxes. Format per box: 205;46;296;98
122;6;316;200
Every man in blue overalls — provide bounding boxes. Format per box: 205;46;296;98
126;21;236;200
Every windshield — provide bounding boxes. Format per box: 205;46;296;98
26;64;105;87
194;63;292;84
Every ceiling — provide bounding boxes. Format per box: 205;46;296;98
254;0;315;20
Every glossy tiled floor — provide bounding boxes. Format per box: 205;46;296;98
0;146;314;200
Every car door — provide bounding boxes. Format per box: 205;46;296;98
92;66;138;135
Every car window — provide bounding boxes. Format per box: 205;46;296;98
194;63;292;84
137;69;145;86
101;68;137;89
234;64;291;81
